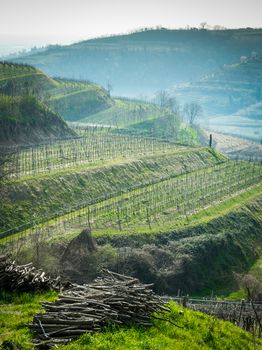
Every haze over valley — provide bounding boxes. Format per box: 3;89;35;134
0;1;262;349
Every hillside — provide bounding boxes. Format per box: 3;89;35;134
0;147;224;234
11;28;262;96
0;95;75;145
0;62;113;122
174;54;262;117
122;114;201;144
80;98;165;127
0;128;261;296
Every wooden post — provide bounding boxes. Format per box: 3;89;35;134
209;134;213;148
182;296;187;308
117;207;122;231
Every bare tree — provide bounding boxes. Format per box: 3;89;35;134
155;90;170;108
183;102;202;125
155;91;181;115
106;81;112;96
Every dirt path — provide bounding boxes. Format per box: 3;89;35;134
203;130;262;162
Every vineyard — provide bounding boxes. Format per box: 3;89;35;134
1;159;261;248
2;129;186;178
173;297;262;337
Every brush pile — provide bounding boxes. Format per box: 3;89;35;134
30;269;166;347
0;255;69;292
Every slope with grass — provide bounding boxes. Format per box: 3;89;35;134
123;114;203;145
0;147;224;235
0;95;76;145
47;78;113;121
0;293;260;350
81;98;165;127
48;184;261;295
0;62;113;123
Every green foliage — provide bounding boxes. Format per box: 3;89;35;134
0;293;260;350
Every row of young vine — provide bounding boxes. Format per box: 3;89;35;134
3;130;185;178
1;160;261;246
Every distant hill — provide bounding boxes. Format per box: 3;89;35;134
174;54;262;117
0;95;76;145
11;28;262;96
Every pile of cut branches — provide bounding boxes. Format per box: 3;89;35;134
0;255;70;292
30;270;167;347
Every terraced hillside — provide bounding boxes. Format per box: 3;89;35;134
0;95;76;145
0;62;113;123
0;62;173;128
80;98;165;127
0;135;224;234
0;120;261;298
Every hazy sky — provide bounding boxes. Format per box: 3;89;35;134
0;0;262;53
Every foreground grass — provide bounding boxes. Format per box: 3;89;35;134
0;291;57;349
60;302;261;350
0;294;260;350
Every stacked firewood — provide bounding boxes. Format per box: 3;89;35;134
0;255;70;292
30;270;166;347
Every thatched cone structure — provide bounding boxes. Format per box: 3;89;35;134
60;228;98;283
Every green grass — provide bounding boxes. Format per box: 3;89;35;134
0;290;57;350
59;302;262;350
49;181;262;243
0;295;260;350
81;98;166;127
0;147;223;235
0;62;113;123
0;95;75;144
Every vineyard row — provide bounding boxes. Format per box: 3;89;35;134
3;131;185;178
1;160;261;246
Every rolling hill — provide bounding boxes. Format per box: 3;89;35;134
174;54;262;117
11;28;262;96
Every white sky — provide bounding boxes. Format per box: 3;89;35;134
0;0;262;51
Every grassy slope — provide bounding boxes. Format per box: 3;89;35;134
46;185;261;295
0;293;260;350
0;95;76;145
0;62;113;123
0;62;58;93
47;80;113;121
0;148;224;233
123;114;202;145
81;98;166;127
